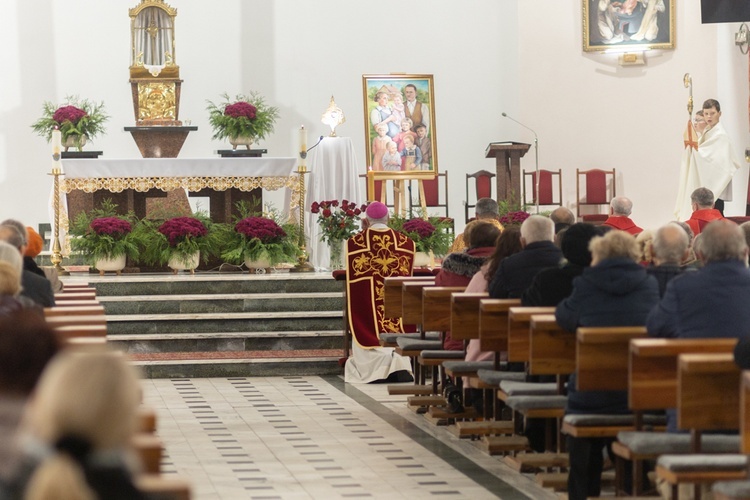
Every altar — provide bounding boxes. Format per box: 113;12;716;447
61;157;299;222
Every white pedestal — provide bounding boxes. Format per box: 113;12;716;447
305;137;362;270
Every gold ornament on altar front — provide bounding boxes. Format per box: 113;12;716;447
321;96;345;137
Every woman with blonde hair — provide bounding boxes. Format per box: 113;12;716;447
15;351;146;500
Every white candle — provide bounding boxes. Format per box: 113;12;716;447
299;125;307;153
52;128;62;156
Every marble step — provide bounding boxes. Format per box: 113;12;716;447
108;330;343;353
99;292;343;315
90;273;343;297
128;349;342;378
106;310;343;335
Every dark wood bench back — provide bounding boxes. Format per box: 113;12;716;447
384;276;434;318
478;298;520;352
422;287;466;332
528;314;575;376
449;292;489;341
402;281;436;325
507;306;555;363
629;338;737;411
576;326;647;392
678;353;740;433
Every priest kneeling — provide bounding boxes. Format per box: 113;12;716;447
344;202;415;384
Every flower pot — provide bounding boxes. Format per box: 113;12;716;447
95;254;126;276
413;251;434;268
63;134;88;152
229;135;254;150
168;251;200;275
245;254;271;274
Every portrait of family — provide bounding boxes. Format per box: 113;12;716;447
363;75;437;178
583;0;675;51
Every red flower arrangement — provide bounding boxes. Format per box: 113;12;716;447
499;210;531;226
52;105;87;125
90;217;132;237
311;199;367;243
224;102;257;120
235;217;287;243
158;217;208;246
402;218;436;239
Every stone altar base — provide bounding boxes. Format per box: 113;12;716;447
63;271;345;378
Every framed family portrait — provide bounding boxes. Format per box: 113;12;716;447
362;74;438;180
582;0;675;52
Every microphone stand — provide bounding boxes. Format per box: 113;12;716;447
502;113;539;214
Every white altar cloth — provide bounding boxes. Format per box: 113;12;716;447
61;157;297;180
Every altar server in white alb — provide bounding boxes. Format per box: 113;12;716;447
674;99;742;221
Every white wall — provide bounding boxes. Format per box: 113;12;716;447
0;0;746;235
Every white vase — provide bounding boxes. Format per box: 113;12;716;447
95;254;126;276
168;251;200;274
229;136;254;150
63;134;88;152
245;254;271;274
413;251;433;268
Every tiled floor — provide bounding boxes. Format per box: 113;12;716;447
142;376;558;499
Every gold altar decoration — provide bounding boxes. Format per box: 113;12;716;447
129;0;182;125
321;96;345;137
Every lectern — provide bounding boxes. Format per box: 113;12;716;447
485;142;531;202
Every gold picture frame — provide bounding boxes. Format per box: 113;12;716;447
362;74;437;181
582;0;675;52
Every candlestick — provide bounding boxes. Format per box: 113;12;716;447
299;125;307;167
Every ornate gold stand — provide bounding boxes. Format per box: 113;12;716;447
49;164;68;276
290;163;315;273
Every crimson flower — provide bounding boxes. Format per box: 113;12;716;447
225;102;257;120
402;218;436;239
90;217;132;237
158;217;208;246
53;105;87;124
235;217;286;243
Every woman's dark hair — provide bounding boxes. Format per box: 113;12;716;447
485;226;523;280
466;221;502;249
0;310;59;396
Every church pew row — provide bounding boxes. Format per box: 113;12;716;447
711;372;750;500
655;353;746;499
54;292;97;302
44;305;105;317
612;338;739;495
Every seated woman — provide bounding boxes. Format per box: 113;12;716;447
11;351;147;500
435;220;502;350
555;230;658;500
0;242;41;316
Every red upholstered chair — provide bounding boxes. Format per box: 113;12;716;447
465;170;495;223
409;172;449;218
576;168;616;222
523;169;562;209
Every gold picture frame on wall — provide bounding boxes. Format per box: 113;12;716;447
362;74;437;180
582;0;675;52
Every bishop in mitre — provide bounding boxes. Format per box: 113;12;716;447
674;99;741;221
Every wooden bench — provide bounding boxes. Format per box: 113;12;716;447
656;353;746;499
55;292;97;301
612;338;739;495
133;433;164;474
44;305;105;317
136;474;191;500
383;276;434;320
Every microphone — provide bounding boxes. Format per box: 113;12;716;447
501;112;538;140
300;136;325;159
501;112;540;214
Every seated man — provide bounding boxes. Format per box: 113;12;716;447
488;215;562;298
449;198;503;253
602;196;643;235
646;222;693;297
685;187;726;235
344;202;415;384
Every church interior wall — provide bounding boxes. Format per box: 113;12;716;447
0;0;746;235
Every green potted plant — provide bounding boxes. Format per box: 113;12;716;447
389;214;454;267
217;205;300;272
31;95;109;151
206;92;280;149
68;200;141;275
136;215;220;274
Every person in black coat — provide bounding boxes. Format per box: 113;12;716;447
522;223;603;306
646;222;694;298
555;230;659;500
488;215;562;298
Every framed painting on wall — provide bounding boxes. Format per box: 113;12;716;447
362;74;437;180
582;0;675;52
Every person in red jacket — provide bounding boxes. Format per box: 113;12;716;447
686;187;726;235
602;196;643;235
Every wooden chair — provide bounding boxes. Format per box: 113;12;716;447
523;169;562;209
409;172;450;219
576;168;616;222
465;169;496;223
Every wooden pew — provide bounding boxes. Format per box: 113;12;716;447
137;407;158;434
712;372;750;500
478;298;521;363
44;305;105;317
136;475;191;500
55;292;97;301
507;306;556;364
383;276;434;320
45;299;102;308
612;338;739;495
656;353;746;498
132;433;164;474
